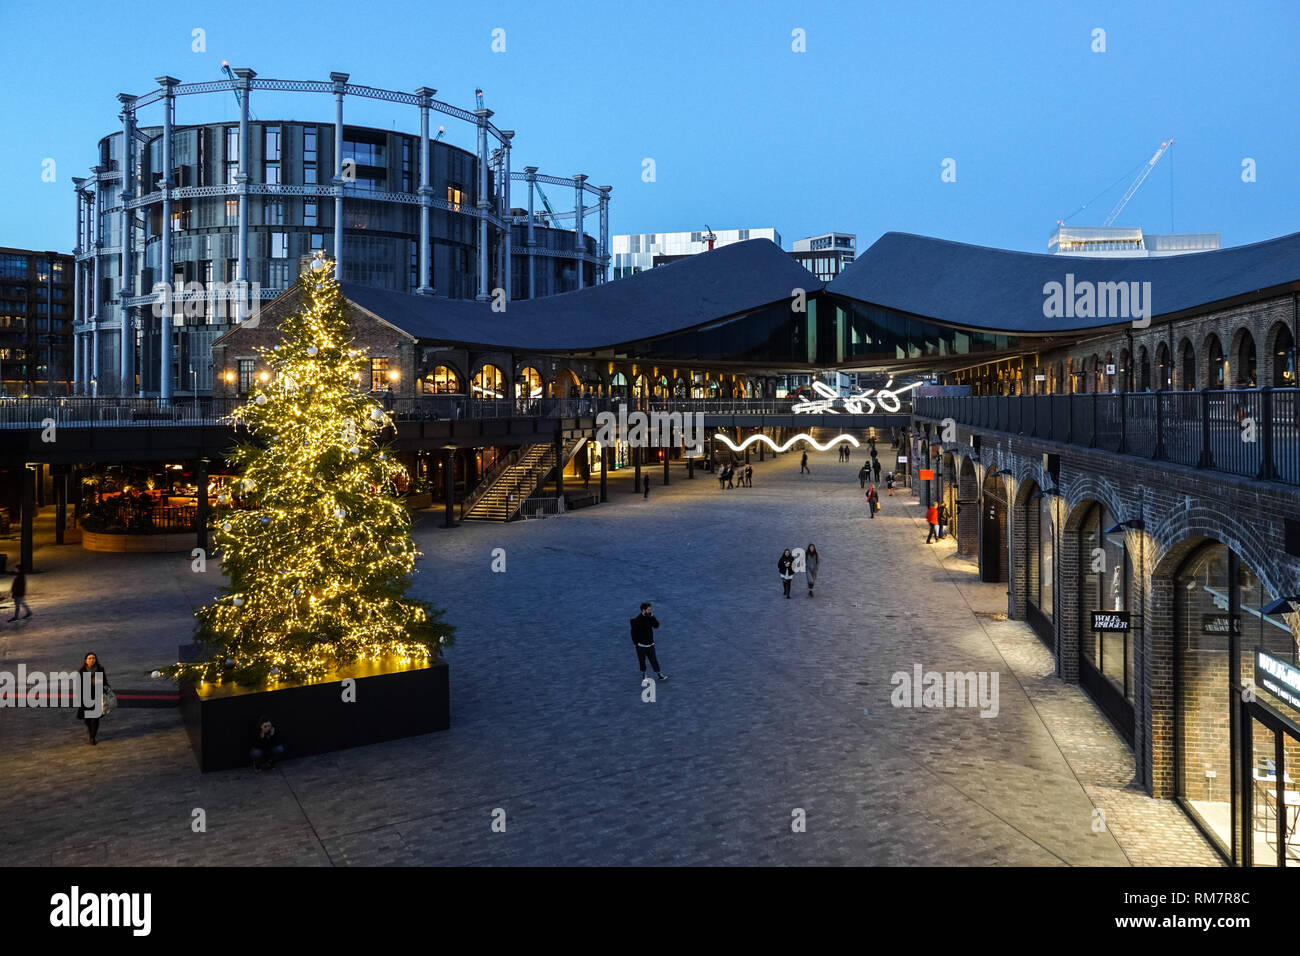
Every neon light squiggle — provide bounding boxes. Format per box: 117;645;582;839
712;432;861;453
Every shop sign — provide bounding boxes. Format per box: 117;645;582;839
1105;364;1116;375
1256;649;1300;710
1091;611;1129;632
897;455;908;463
1201;613;1241;636
919;469;934;480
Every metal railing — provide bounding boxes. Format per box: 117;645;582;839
0;394;914;430
520;496;565;519
915;388;1300;486
0;396;241;428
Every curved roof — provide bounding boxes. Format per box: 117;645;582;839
827;231;1300;332
343;238;820;350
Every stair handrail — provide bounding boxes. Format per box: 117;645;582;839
461;445;531;517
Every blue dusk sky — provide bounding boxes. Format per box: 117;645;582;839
1;0;1296;255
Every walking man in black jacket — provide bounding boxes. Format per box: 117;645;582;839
630;602;668;682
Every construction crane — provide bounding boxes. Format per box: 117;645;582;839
534;182;559;226
703;224;717;251
1101;140;1172;226
220;61;254;119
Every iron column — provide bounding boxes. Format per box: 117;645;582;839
501;131;513;302
330;72;349;281
524;166;537;299
117;93;135;398
598;185;611;284
157;76;179;398
415;86;435;295
474;108;493;301
573;174;587;290
233;68;256;323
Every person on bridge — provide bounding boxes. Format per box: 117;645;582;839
872;459;882;483
778;549;795;598
745;464;753;487
800;451;810;474
717;465;727;491
936;502;950;539
805;544;820;598
858;464;870;488
630;602;667;682
886;472;896;496
926;503;939;543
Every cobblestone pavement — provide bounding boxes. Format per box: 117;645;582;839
0;443;1220;866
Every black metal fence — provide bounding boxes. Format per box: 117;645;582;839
915;388;1300;486
0;395;910;429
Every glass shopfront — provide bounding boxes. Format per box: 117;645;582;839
1078;501;1135;740
1175;540;1300;865
1024;484;1055;645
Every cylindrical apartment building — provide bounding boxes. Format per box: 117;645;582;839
71;70;611;396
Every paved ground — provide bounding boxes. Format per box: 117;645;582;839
0;441;1221;866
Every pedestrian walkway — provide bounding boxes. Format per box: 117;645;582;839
0;439;1219;865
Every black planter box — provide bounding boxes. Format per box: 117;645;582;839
179;656;448;772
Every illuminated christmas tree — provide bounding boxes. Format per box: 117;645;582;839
169;254;452;684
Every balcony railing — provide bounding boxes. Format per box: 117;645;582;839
914;388;1300;486
0;394;912;430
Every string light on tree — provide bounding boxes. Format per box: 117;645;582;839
163;254;454;685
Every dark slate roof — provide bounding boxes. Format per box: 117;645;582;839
827;231;1300;332
342;239;821;350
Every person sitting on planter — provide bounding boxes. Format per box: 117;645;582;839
250;715;285;771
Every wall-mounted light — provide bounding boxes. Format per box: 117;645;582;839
1104;520;1145;533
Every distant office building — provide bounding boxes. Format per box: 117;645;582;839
610;228;781;279
790;232;856;281
0;247;74;395
1048;226;1219;258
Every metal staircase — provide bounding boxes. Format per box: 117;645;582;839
462;436;591;522
462;445;552;521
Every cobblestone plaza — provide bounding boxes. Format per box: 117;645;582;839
0;447;1219;866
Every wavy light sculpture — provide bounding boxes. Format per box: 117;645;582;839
712;432;861;453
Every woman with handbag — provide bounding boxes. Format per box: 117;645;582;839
75;651;111;745
778;549;795;599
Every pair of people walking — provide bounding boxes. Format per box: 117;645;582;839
777;544;819;598
838;444;851;462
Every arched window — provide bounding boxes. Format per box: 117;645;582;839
471;364;505;399
1205;335;1225;389
1271;323;1295;386
550;368;580;398
1138;347;1151;391
610;372;629;397
1156;342;1171;390
1231;329;1257;388
515;366;543;399
423;365;460;394
1179;338;1196;390
1078;501;1133;708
